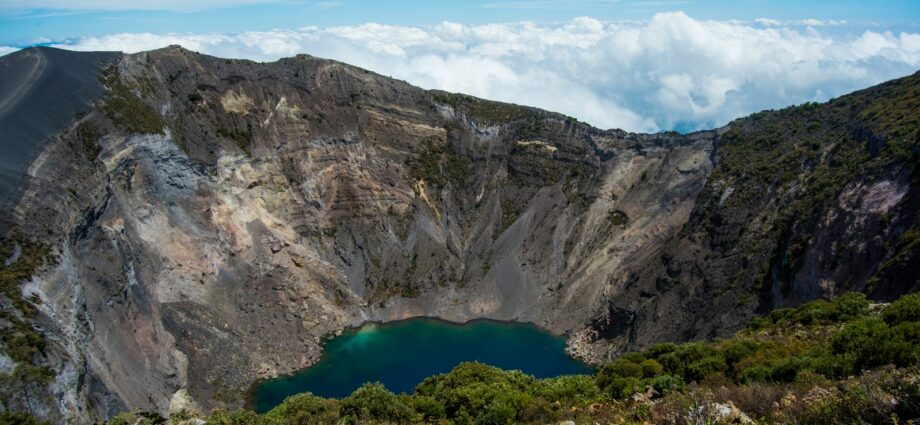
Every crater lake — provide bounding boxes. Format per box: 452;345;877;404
251;318;592;412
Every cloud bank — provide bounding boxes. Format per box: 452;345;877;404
6;12;920;132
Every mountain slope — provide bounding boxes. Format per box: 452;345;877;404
0;46;917;422
0;47;120;206
583;71;920;360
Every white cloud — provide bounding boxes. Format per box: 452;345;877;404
17;12;920;132
0;46;17;56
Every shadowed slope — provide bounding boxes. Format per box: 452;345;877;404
0;47;120;205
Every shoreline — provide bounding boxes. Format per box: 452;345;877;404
243;315;593;411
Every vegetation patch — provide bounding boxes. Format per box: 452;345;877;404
432;91;534;126
217;126;254;154
75;122;102;162
100;67;166;134
609;209;629;229
406;138;470;189
0;236;57;422
499;198;523;234
703;72;920;290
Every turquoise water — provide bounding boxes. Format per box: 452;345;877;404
251;318;592;412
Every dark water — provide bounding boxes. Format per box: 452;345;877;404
251;318;592;412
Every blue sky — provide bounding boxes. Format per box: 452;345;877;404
2;0;919;46
1;1;918;132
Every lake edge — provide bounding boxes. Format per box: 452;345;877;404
245;316;593;412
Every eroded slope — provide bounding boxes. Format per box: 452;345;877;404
1;46;715;421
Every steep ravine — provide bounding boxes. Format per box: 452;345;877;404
0;46;917;423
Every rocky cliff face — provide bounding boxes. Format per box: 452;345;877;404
0;46;916;423
583;75;920;360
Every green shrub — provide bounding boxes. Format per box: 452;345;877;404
537;375;600;405
596;358;643;390
620;352;645;364
518;397;557;424
640;359;663;378
763;356;817;382
414;363;537;422
205;409;270;425
340;382;415;423
789;300;835;325
644;342;678;358
477;399;516;425
723;339;761;365
832;318;916;372
650;374;685;396
604;377;643;399
686;356;728;382
409;395;445;421
747;292;870;329
830;292;870;322
883;292;920;325
657;352;686;377
265;392;340;425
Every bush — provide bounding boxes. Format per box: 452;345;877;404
650;374;685;396
883;292;920;325
644;342;678;358
832;318;916;373
537;375;600;405
604;377;643;399
640;359;663;378
340;383;415;423
831;292;870;322
414;363;537;423
723;339;760;365
686;356;728;382
265;392;340;425
596;358;643;390
477;399;516;425
205;409;270;425
408;395;445;421
620;352;646;364
518;397;557;424
748;292;870;328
